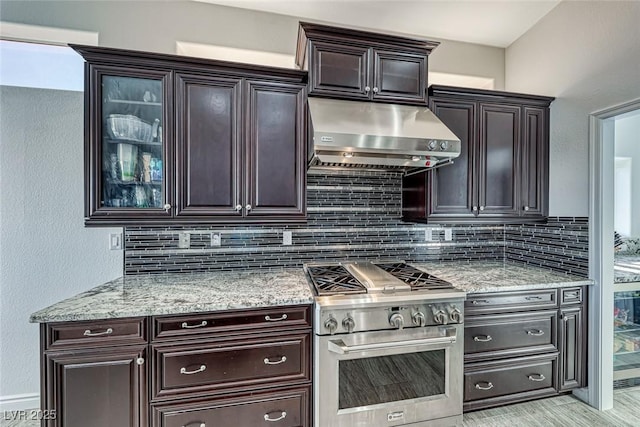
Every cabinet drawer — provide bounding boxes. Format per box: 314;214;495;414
465;311;557;360
465;290;557;314
561;287;583;305
152;305;311;341
45;317;146;349
152;386;310;427
152;333;310;399
464;355;556;403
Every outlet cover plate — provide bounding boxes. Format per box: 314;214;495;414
178;232;190;249
211;233;221;247
283;231;292;246
109;232;122;250
424;228;433;242
444;228;453;241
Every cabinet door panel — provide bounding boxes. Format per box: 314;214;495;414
373;49;427;104
559;307;584;390
246;81;306;217
478;104;520;217
521;106;548;217
309;42;370;99
87;65;173;224
428;99;476;219
176;74;242;216
44;346;146;427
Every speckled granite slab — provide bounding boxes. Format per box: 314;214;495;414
30;269;314;323
413;261;593;294
614;255;640;284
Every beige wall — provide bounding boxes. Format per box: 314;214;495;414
505;1;640;216
0;0;505;89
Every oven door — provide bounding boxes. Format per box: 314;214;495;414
315;325;463;427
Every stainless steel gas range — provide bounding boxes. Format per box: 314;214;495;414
304;261;465;427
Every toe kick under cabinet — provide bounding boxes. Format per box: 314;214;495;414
463;287;586;411
40;305;312;427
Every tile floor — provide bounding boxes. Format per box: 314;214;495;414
2;387;639;426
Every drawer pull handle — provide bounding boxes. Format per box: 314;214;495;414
473;335;492;342
83;327;113;337
525;296;543;301
264;411;287;422
475;382;494;391
528;374;546;382
265;314;288;322
182;423;205;427
470;300;490;305
180;365;206;375
566;292;579;298
526;329;545;336
181;320;208;329
264;356;287;365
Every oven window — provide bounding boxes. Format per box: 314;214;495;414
338;350;445;409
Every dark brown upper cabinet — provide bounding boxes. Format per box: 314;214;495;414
296;22;438;105
72;45;307;226
402;85;554;224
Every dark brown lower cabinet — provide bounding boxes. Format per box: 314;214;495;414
463;287;586;412
42;345;146;427
40;306;312;427
152;386;310;427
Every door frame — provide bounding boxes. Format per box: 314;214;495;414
585;98;640;410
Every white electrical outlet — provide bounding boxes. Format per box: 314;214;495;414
178;232;190;249
283;231;292;246
444;228;453;241
109;232;122;250
211;233;221;247
424;228;433;242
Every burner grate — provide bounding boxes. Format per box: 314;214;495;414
376;263;453;290
306;265;366;296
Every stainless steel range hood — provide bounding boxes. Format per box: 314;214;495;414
307;97;461;173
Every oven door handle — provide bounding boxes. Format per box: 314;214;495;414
327;329;456;355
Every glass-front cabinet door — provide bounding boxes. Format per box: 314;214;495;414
613;284;640;387
87;66;172;224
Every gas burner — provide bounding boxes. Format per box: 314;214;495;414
375;262;454;290
305;265;366;296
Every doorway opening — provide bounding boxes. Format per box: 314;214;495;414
588;99;640;410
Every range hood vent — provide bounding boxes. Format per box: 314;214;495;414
307;98;461;174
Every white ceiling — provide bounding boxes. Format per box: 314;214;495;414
196;0;561;47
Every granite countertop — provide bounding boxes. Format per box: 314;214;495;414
30;268;314;323
31;261;595;323
614;255;640;284
414;261;593;294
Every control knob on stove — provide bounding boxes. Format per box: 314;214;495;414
448;306;462;323
431;305;448;325
324;316;338;335
342;316;356;333
389;313;405;330
412;312;426;327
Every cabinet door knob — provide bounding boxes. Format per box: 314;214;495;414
364;86;371;93
372;87;379;93
136;357;145;365
472;206;478;212
235;204;242;211
524;206;530;211
245;204;252;211
479;206;485;211
163;204;172;212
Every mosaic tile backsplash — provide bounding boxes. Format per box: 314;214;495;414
124;170;588;276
